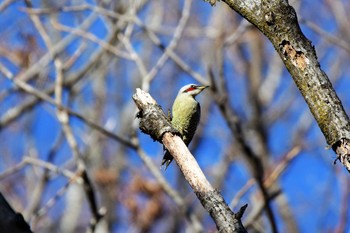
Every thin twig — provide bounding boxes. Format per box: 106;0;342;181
51;20;132;60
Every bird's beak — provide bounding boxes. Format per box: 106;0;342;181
198;85;209;91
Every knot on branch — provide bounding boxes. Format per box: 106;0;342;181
264;11;275;26
332;138;350;172
133;88;179;142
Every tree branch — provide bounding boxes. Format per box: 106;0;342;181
213;0;350;171
132;88;247;233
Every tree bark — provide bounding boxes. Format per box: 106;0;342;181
212;0;350;171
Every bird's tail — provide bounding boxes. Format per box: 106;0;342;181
161;149;173;170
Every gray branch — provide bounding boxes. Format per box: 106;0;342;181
213;0;350;171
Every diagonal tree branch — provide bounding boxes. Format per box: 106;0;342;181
132;88;247;233
209;0;350;171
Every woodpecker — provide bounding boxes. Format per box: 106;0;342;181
162;84;209;169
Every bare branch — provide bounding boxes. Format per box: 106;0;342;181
132;88;247;233
215;0;350;170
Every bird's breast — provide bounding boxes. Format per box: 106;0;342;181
171;96;201;144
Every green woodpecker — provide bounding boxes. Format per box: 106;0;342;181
162;84;209;169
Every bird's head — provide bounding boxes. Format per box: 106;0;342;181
177;84;209;98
